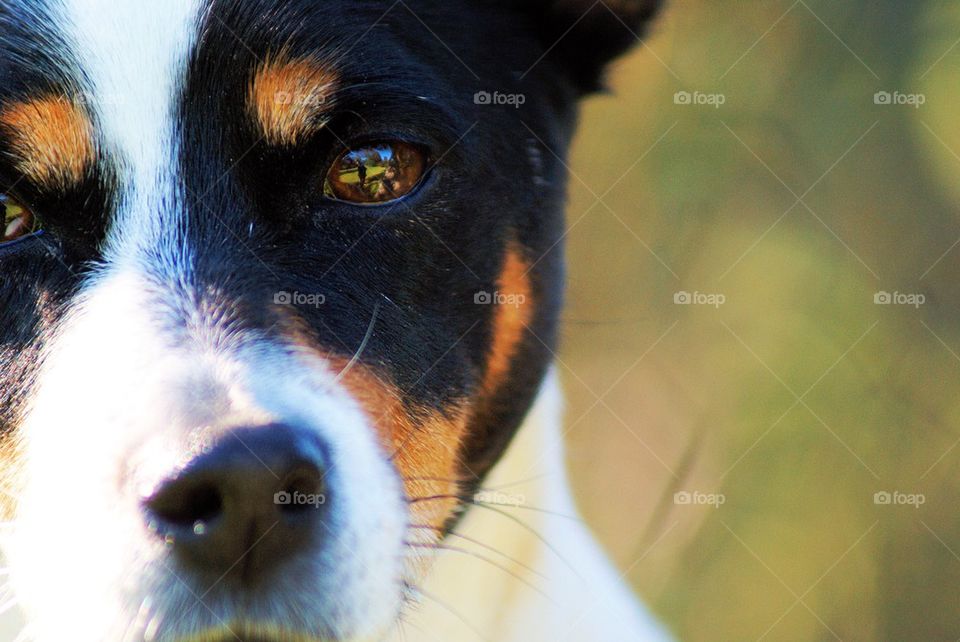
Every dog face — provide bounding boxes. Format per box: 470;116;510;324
0;1;659;640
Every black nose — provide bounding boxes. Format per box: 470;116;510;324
144;424;329;585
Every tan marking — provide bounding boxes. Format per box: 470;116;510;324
481;242;534;395
249;52;338;146
280;244;532;538
0;97;95;186
319;356;471;535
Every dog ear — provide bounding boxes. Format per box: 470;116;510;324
532;0;663;93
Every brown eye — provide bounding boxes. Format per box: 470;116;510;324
1;193;38;243
324;142;427;204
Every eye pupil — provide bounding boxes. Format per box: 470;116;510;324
325;142;426;204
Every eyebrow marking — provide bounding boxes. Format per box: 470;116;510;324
0;96;95;187
249;52;339;146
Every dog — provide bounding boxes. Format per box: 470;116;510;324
0;0;670;640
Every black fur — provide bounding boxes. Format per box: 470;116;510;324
0;0;660;507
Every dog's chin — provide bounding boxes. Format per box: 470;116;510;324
172;624;393;642
130;601;403;642
11;579;406;642
143;631;373;642
12;579;409;642
7;508;411;639
178;631;317;642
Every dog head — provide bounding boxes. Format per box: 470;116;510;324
0;1;660;640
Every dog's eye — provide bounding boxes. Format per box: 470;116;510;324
2;193;39;243
324;142;427;204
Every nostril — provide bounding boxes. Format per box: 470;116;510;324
277;465;326;515
148;481;224;528
141;424;331;580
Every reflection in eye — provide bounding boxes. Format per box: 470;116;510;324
2;193;38;243
324;142;427;204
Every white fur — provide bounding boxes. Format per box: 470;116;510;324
0;3;673;640
56;0;202;262
392;370;674;642
1;370;674;641
5;272;406;641
2;3;408;639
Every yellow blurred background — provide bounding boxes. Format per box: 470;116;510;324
563;1;960;640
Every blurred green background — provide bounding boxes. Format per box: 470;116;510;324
562;1;960;640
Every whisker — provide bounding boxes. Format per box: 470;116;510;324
407;494;459;504
462;502;583;582
402;473;553;492
332;300;381;385
408;524;548;580
394;617;444;642
485;472;553;492
407;495;583;581
405;542;557;606
484;502;583;524
401;476;465;486
404;582;491;642
409;494;584;524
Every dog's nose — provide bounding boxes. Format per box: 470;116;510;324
144;423;328;584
